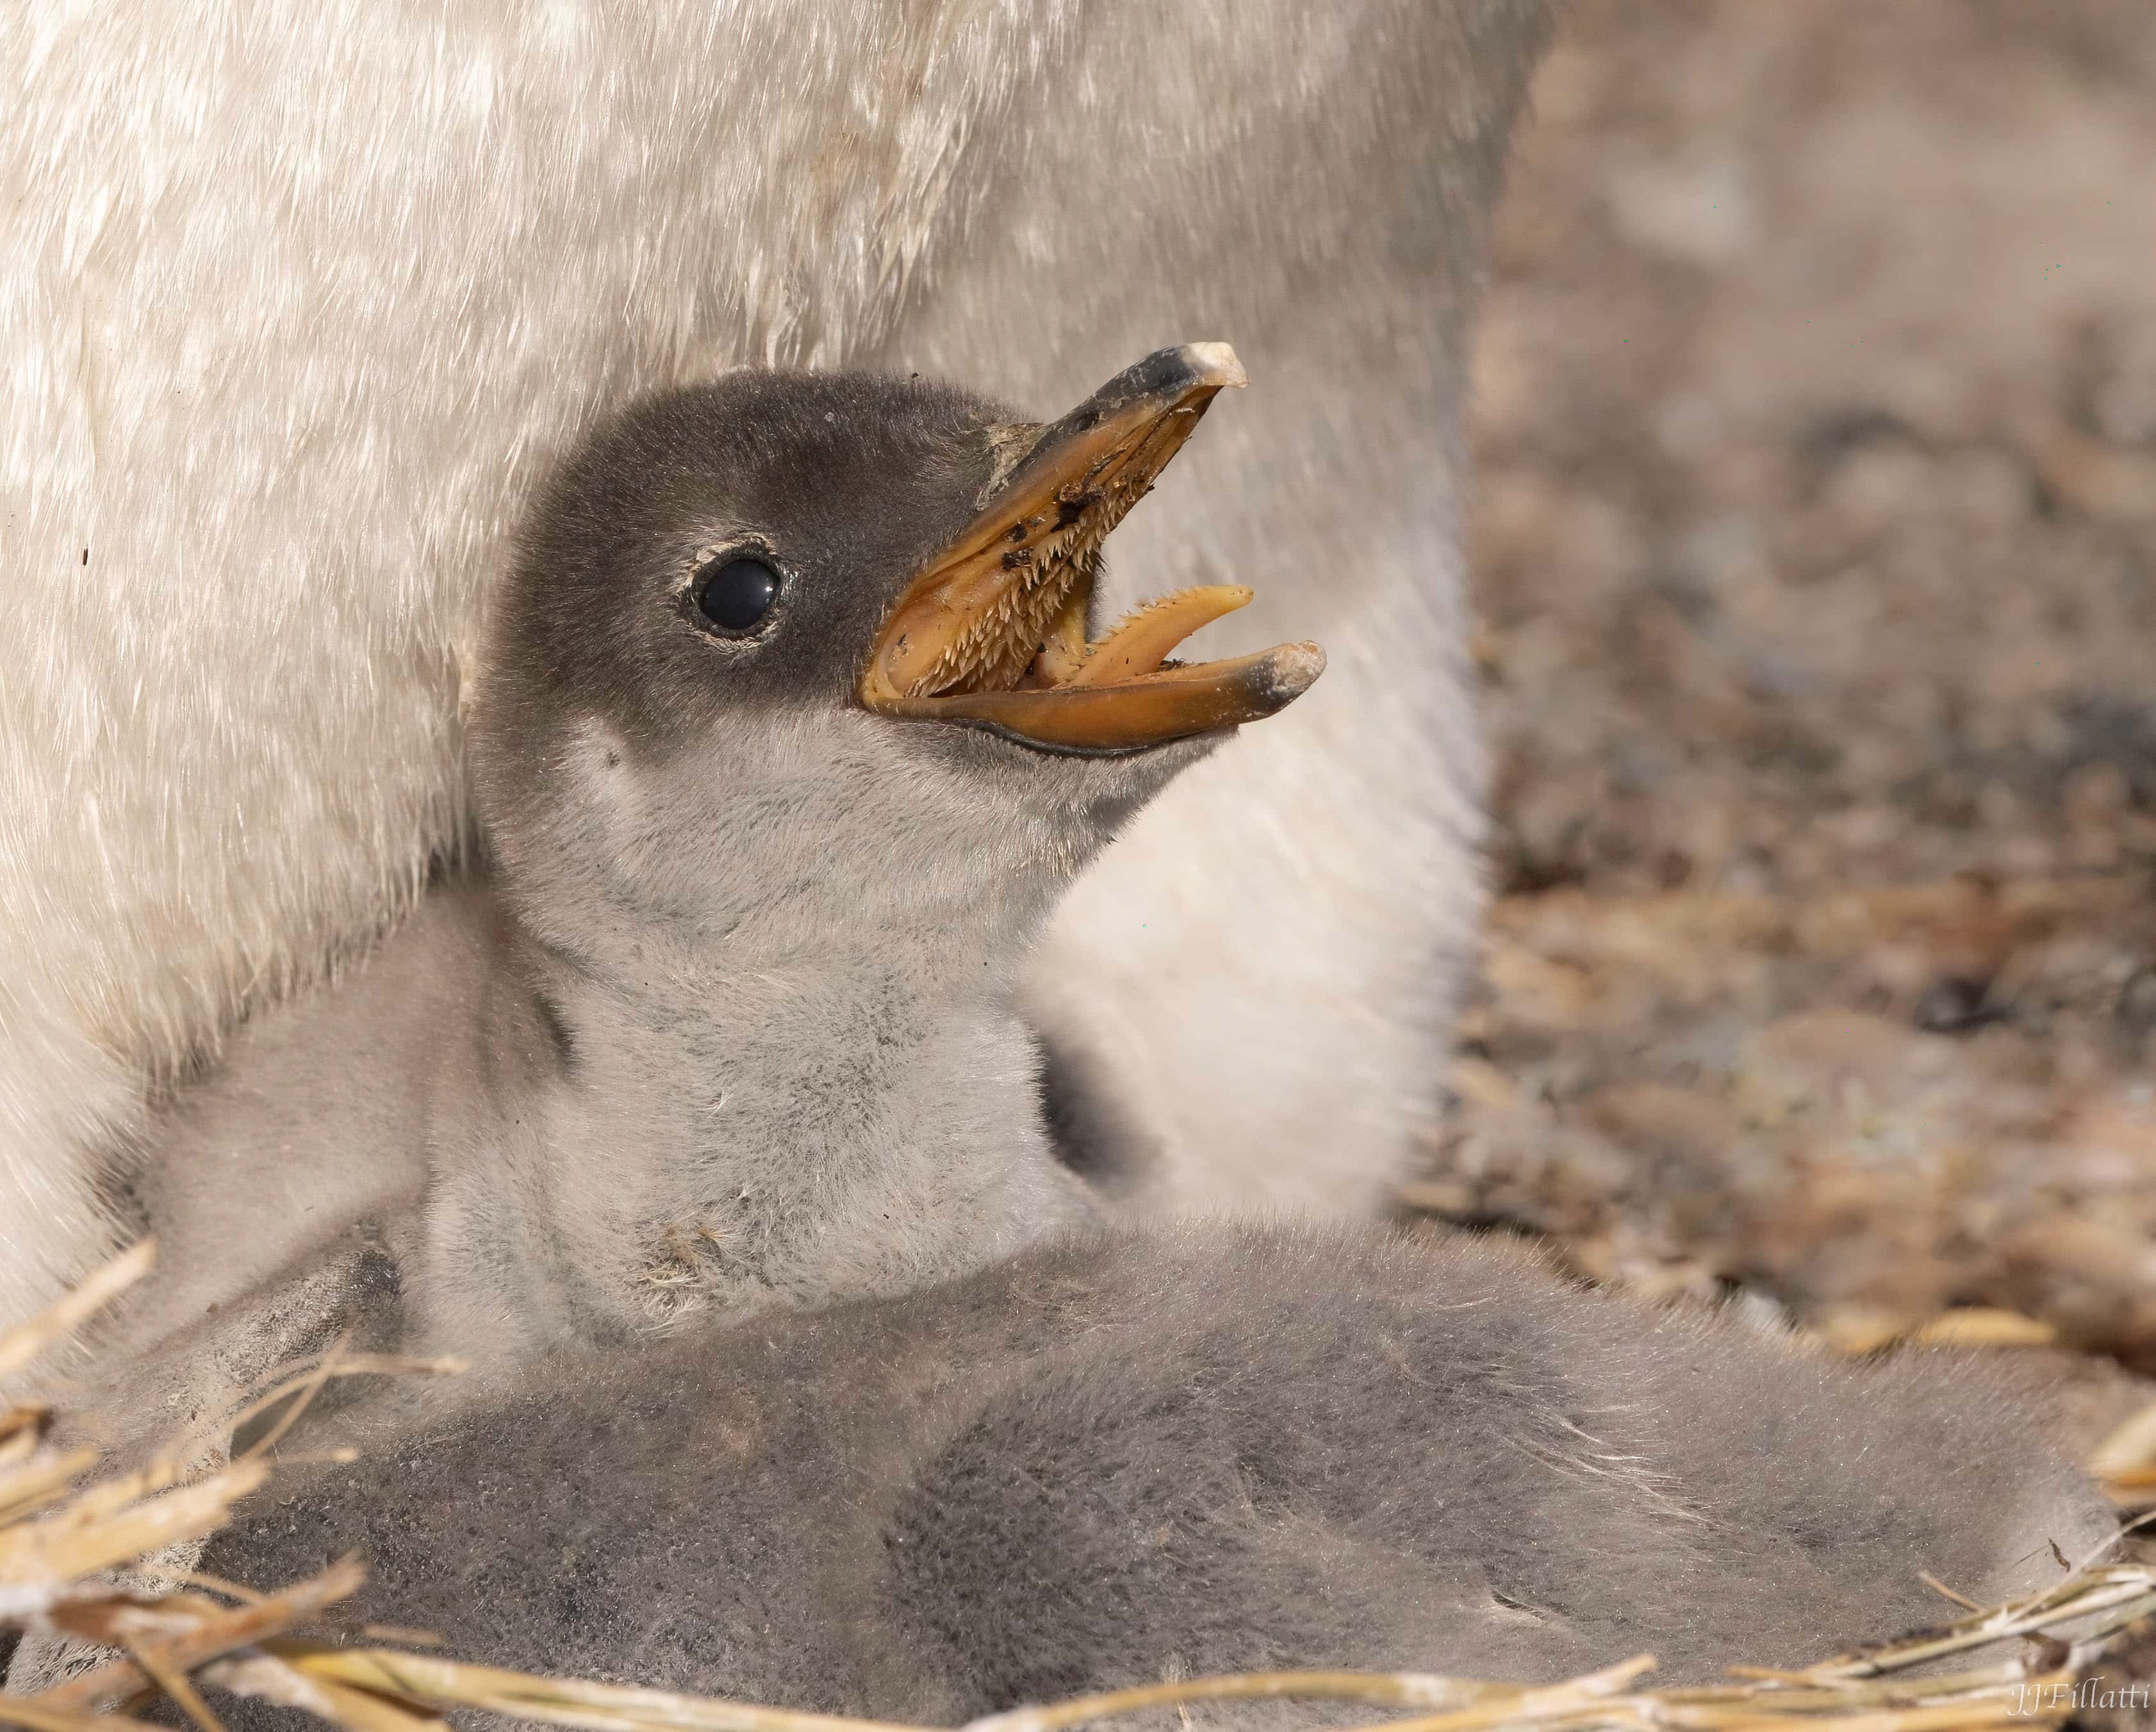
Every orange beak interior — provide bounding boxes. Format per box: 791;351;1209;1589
859;343;1325;754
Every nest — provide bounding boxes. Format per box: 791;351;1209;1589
4;1248;2153;1732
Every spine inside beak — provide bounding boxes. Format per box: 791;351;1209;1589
1024;578;1094;688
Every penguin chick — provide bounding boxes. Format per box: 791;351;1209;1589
89;346;1323;1394
208;1221;2113;1721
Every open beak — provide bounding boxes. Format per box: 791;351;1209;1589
859;343;1325;753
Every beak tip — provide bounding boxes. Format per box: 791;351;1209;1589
1181;341;1247;391
1263;641;1327;705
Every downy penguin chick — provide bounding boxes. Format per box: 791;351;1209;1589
82;345;1323;1410
208;1221;2114;1717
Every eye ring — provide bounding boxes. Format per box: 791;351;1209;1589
685;549;784;640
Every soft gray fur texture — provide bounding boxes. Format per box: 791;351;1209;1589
205;1221;2112;1721
85;370;1234;1414
1;1;1551;1330
4;365;1230;1694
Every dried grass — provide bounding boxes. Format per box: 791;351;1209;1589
4;1248;2153;1732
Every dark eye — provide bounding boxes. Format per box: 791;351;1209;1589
693;556;780;636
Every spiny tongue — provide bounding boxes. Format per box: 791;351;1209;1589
1064;586;1253;688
